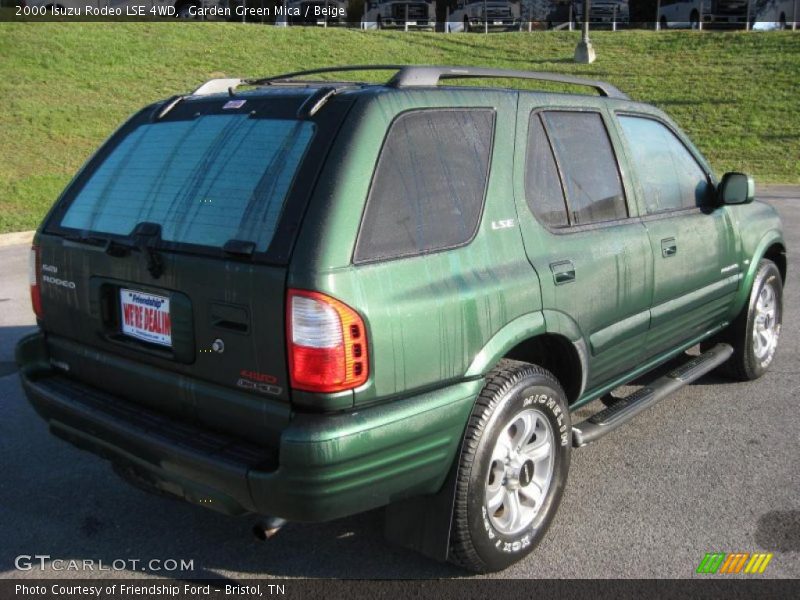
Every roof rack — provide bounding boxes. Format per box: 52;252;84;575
388;66;629;99
190;65;628;100
191;78;242;96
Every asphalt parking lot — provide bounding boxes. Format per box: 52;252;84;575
1;188;798;580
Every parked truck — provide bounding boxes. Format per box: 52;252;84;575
362;0;437;28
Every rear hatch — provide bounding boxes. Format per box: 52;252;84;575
34;90;353;444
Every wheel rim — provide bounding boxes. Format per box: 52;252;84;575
485;408;555;536
753;280;780;363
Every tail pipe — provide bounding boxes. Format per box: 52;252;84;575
253;517;287;541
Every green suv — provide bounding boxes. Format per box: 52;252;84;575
16;65;785;573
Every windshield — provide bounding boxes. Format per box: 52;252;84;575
59;115;315;253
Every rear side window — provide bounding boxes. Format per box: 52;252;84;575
543;111;627;225
618;115;710;213
524;114;568;228
354;109;495;263
59;115;315;252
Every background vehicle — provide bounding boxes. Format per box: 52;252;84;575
362;0;436;28
17;65;785;573
519;0;574;28
574;0;629;24
658;0;749;29
751;0;798;28
448;0;521;32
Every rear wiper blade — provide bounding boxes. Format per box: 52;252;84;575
64;232;137;258
103;238;137;257
223;239;256;257
64;232;111;247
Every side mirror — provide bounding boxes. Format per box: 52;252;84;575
718;172;754;205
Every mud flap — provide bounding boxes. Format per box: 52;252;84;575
383;452;460;562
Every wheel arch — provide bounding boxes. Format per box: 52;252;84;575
764;242;787;284
502;333;585;406
465;310;587;406
731;231;786;319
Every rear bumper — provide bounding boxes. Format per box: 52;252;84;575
17;331;479;522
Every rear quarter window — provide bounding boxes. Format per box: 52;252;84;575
354;109;495;263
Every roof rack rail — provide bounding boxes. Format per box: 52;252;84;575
191;78;243;96
388;66;628;99
192;66;628;100
244;65;408;88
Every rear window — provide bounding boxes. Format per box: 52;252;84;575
59;115;315;252
524;114;568;228
354;109;495;263
542;111;627;225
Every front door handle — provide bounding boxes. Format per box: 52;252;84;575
550;260;576;285
661;238;677;258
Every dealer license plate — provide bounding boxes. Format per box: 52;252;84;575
119;289;172;347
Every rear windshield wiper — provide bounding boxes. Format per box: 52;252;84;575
83;223;166;279
223;239;256;257
64;232;136;257
64;232;112;248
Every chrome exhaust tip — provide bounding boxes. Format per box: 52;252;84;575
253;517;287;541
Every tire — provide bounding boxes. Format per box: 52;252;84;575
659;15;668;30
449;359;571;573
690;10;700;30
779;13;787;30
715;259;783;381
464;16;471;32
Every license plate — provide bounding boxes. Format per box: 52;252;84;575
494;20;503;25
406;20;417;25
120;289;172;347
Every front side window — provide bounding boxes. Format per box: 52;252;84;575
542;111;627;226
618;115;710;213
354;109;495;263
60;115;315;252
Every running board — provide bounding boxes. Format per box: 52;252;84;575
572;343;733;447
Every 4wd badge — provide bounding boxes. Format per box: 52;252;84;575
237;370;282;397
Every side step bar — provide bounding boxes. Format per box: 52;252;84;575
572;343;733;447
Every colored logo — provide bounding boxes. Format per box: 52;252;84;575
696;552;773;574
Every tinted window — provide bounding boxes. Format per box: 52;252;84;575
354;109;494;263
619;115;710;213
543;111;627;225
525;114;568;228
60;115;315;252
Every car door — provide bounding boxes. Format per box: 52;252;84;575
613;112;739;358
514;100;654;390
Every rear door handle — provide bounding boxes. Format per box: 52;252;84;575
661;238;677;258
550;260;576;285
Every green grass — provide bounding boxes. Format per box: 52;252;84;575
1;23;798;233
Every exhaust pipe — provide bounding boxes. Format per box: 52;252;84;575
253;517;287;541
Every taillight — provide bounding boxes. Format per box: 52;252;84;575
287;289;368;393
29;244;43;319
